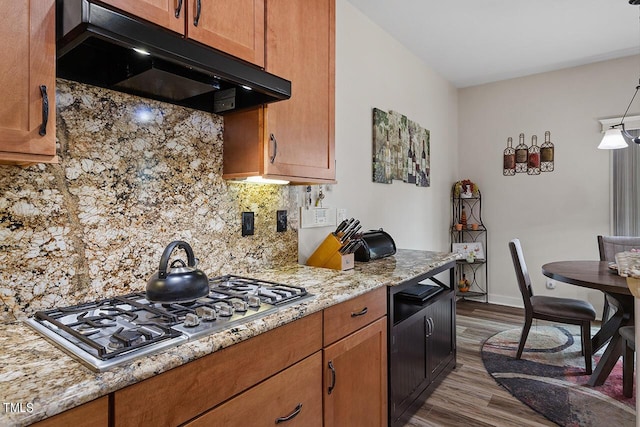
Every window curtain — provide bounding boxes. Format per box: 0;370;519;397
612;129;640;235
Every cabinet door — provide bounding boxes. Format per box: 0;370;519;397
100;0;185;34
31;397;108;427
389;309;427;421
187;0;264;67
0;0;56;164
324;317;387;427
427;291;455;380
263;0;335;181
185;352;322;427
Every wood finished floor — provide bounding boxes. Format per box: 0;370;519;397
405;300;567;427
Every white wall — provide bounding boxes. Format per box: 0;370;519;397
458;55;640;311
298;0;459;262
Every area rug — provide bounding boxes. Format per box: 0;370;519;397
482;326;635;427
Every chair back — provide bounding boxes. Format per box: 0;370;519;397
509;238;534;313
597;235;640;262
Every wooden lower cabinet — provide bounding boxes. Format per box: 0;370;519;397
185;352;322;426
389;290;455;426
30;396;108;427
323;317;388;427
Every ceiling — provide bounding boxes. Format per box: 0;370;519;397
347;0;640;88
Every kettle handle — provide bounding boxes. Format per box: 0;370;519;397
158;241;196;279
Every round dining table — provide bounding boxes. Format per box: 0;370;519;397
542;260;633;387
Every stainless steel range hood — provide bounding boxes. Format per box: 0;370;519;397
56;0;291;114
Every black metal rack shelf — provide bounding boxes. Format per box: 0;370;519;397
451;188;488;302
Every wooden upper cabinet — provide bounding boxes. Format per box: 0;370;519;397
186;0;265;67
100;0;185;34
0;0;57;165
223;0;336;183
101;0;264;67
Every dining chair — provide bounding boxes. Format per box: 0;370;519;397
597;235;640;321
509;238;596;374
619;326;635;397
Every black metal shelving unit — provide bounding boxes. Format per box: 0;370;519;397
451;188;488;302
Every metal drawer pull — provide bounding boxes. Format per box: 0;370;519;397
175;0;183;18
194;0;201;26
39;85;48;136
351;307;368;317
275;403;303;423
327;360;336;394
269;133;278;163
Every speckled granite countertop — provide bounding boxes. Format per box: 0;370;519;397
0;249;455;426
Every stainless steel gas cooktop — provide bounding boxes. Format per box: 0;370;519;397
26;275;313;371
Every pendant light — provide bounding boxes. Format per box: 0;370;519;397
599;1;640;149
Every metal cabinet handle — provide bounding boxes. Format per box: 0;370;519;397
39;85;48;136
175;0;183;18
269;133;278;163
425;317;434;337
275;403;303;423
194;0;201;26
327;360;336;395
351;307;368;317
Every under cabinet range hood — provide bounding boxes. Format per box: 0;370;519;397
56;0;291;114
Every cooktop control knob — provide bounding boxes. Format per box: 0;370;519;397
196;306;217;321
232;300;248;312
184;312;201;327
217;303;234;317
247;295;261;308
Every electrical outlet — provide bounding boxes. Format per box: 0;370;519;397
546;280;556;290
337;208;347;223
242;212;254;236
276;210;287;232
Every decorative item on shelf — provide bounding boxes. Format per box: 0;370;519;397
540;131;555;172
452;242;485;260
453;179;479;198
455;223;463;231
527;135;541;175
503;137;515;176
458;274;470;292
460;206;468;227
515;133;528;173
471;223;479;230
466;251;476;263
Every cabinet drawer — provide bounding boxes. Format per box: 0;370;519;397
114;311;322;427
186;352;322;427
323;286;386;346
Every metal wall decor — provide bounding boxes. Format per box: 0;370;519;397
503;130;555;176
503;137;515;176
372;108;430;187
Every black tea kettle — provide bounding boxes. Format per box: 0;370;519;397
146;241;209;304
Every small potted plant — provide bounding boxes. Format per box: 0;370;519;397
453;179;479;198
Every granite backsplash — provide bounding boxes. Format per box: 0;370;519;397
0;80;299;323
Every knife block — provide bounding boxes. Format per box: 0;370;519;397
306;234;355;271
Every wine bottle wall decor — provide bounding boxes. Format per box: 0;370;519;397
503;137;515;176
503;130;555;176
527;135;540;175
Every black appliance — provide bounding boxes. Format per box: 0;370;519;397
26;275;312;371
56;0;291;114
354;229;396;262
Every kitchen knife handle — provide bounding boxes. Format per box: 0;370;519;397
194;0;201;26
175;0;183;18
39;85;48;137
269;133;278;163
275;403;303;423
351;307;368;317
327;360;336;394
